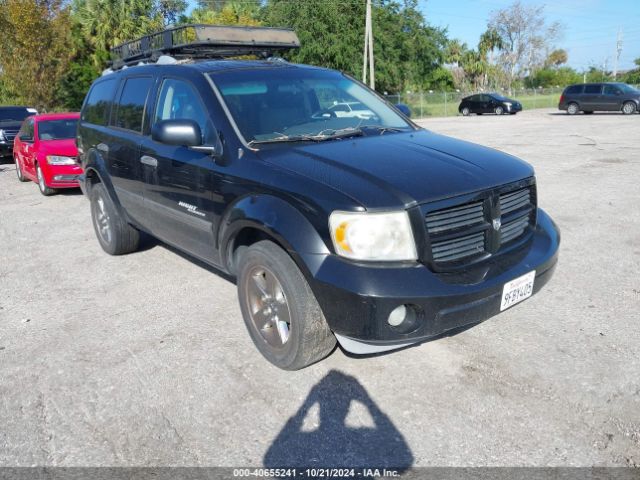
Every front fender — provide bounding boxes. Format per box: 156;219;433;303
82;149;124;214
219;194;330;275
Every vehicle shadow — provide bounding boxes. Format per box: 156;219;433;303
547;112;635;116
263;369;414;470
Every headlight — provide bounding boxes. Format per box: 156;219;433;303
46;155;76;165
329;210;417;261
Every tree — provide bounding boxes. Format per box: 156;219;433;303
488;1;561;92
186;0;261;26
546;49;568;68
0;0;74;110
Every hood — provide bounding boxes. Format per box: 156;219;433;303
258;130;534;209
38;139;78;157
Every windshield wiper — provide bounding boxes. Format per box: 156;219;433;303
248;127;364;146
357;125;408;135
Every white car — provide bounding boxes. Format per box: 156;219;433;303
328;102;376;120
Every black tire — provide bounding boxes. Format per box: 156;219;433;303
494;106;504;115
90;182;140;255
622;101;636;115
15;156;28;182
237;240;336;370
36;163;55;196
567;103;579;115
461;107;470;116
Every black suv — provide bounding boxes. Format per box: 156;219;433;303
78;30;559;370
559;82;640;115
0;106;37;159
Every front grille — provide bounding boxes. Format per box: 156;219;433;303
3;128;19;142
425;183;536;266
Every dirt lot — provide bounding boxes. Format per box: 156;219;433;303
1;108;639;467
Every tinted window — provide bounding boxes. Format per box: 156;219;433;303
114;77;153;133
584;84;602;94
38;119;78;140
565;85;583;95
82;79;117;126
329;104;350;112
154;78;216;144
19;119;35;141
603;85;621;95
0;107;35;122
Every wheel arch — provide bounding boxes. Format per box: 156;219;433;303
219;194;330;277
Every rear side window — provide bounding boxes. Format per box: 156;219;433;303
584;84;602;94
82;79;117;126
565;85;583;95
114;77;154;133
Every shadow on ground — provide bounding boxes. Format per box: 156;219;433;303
263;370;413;469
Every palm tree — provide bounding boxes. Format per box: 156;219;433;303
478;28;503;89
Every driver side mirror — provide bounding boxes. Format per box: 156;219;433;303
151;119;222;157
395;103;412;118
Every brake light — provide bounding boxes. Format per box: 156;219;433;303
559;94;565;104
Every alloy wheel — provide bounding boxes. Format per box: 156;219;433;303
95;197;112;245
37;166;46;192
245;266;291;348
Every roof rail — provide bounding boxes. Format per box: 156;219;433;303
109;24;300;70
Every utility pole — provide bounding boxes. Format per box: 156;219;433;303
603;57;608;80
613;28;623;79
362;0;375;90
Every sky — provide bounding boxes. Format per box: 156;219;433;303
186;0;640;72
421;0;640;71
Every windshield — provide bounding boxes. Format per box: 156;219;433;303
209;67;412;145
0;107;35;123
38;119;78;141
618;83;639;94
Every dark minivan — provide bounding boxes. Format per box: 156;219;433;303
559;82;640;115
77;25;559;370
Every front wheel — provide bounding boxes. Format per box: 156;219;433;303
90;183;140;255
15;157;28;182
36;163;55;196
494;106;504;115
237;240;336;370
622;102;636;115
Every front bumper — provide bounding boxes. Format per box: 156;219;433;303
305;209;560;354
42;163;83;189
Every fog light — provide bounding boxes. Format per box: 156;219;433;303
388;305;408;327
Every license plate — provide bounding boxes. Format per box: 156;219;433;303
500;270;536;311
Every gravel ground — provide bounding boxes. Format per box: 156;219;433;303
0;108;638;467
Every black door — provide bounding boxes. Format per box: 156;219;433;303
582;84;603;111
107;76;156;227
139;77;224;264
601;84;623;111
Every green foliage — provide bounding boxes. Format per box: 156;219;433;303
525;67;581;88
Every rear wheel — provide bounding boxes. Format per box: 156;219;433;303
567;103;579;115
15;156;27;182
36;163;55;196
622;102;636;115
237;240;336;370
461;107;470;116
90;182;140;255
494;106;504;115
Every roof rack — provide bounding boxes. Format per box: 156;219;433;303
110;24;300;70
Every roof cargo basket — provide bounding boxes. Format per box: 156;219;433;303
110;24;300;70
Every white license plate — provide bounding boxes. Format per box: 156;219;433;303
500;270;536;311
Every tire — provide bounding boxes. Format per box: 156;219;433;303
15;156;28;182
36;163;55;196
90;182;140;255
567;103;579;115
461;107;470;116
494;106;504;115
622;102;636;115
237;240;336;370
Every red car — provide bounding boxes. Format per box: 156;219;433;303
14;112;82;195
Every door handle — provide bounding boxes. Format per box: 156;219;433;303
140;155;158;167
96;143;109;153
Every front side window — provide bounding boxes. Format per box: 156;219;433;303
209;67;412;145
82;79;117;126
19;119;35;141
584;84;602;94
38;119;78;141
154;78;216;144
114;77;153;133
